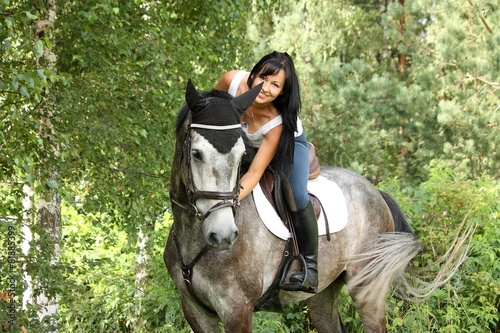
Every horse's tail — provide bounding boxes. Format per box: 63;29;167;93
378;190;414;235
347;196;475;310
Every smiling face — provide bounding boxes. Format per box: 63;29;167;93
252;69;285;104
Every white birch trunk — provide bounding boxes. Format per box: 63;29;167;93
133;225;150;329
135;226;150;299
34;0;60;330
36;192;60;330
21;184;34;312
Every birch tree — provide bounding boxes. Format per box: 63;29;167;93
32;0;60;329
1;0;62;331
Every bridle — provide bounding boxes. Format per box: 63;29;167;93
169;116;244;315
170;117;243;223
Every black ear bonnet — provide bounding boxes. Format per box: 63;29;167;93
185;80;262;154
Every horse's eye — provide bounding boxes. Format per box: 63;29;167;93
192;149;202;161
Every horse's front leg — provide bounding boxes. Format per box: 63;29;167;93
181;297;221;333
219;303;254;333
181;295;254;333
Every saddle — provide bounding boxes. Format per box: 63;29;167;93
258;142;322;222
254;142;329;312
308;142;320;180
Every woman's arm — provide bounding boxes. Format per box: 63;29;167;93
238;125;282;200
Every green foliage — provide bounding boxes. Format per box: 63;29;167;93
378;168;499;332
58;206;188;332
0;213;67;332
0;0;53;183
254;303;311;332
251;0;499;183
51;0;258;240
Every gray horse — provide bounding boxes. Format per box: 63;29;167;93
164;81;469;333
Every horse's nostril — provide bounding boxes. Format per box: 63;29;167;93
208;230;238;247
209;232;221;245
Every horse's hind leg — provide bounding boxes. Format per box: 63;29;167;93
307;279;347;333
346;279;387;333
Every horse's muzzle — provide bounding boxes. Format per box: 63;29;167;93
207;227;239;250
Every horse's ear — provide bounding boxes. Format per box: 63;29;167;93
185;79;208;113
231;82;263;115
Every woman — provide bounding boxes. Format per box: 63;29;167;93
215;51;318;293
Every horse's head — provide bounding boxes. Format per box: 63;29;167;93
171;80;261;251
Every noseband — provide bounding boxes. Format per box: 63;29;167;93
170;120;243;223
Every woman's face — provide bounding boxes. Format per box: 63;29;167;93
252;69;285;104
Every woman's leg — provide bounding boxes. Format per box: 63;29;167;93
288;133;318;293
289;133;310;210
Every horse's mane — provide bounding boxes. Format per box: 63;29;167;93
175;89;234;134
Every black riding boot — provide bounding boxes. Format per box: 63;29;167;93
290;200;318;293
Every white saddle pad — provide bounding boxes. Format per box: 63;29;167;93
252;175;348;240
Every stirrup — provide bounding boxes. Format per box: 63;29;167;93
279;254;313;292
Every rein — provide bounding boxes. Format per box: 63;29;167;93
169;117;243;315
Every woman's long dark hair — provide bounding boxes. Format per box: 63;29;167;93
247;51;301;176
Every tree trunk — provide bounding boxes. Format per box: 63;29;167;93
132;219;155;331
35;187;61;329
33;0;60;330
398;0;406;73
21;184;34;312
135;226;150;299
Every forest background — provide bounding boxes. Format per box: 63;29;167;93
1;0;498;332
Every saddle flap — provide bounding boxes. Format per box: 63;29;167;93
308;142;320;180
259;170;275;208
310;194;321;220
259;168;289;224
258;169;322;223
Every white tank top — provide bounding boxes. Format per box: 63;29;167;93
242;115;283;148
228;70;249;97
228;70;303;148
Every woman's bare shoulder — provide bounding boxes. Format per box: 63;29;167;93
215;70;240;91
